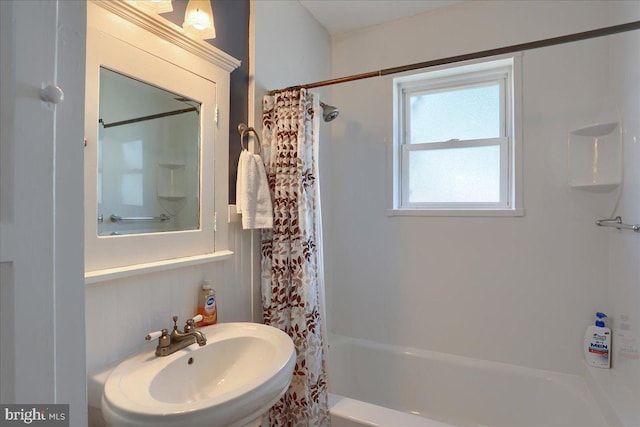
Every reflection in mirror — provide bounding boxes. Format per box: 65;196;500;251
98;67;201;236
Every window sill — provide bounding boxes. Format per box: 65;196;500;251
85;250;234;285
387;208;525;217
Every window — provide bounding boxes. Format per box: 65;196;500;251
392;57;522;216
120;140;144;207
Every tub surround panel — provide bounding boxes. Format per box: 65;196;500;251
607;0;640;414
586;365;638;427
329;59;610;372
326;1;625;376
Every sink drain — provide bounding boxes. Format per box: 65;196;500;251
188;357;194;365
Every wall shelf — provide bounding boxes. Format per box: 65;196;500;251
568;122;621;192
158;162;186;169
158;195;186;201
570;182;619;193
85;251;234;284
157;163;187;199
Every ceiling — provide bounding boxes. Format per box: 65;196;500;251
298;0;463;36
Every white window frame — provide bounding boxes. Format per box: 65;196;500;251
390;56;524;217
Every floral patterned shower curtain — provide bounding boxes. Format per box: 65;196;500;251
260;89;330;426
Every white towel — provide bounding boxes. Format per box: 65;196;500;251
236;150;273;229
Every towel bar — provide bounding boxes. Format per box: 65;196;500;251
596;216;640;232
109;214;171;222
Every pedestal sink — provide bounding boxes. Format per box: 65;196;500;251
102;323;295;427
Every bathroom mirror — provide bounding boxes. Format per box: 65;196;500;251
98;67;201;236
84;0;239;275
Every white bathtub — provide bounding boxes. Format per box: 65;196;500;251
327;335;613;427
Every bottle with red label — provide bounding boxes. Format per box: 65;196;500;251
584;312;611;368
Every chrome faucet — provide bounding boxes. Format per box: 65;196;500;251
145;315;207;357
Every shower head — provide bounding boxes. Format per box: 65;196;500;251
320;101;339;122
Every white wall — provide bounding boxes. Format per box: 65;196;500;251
85;0;333;390
0;1;87;424
253;0;332;122
325;0;632;375
608;0;640;406
1;1;330;424
84;222;255;374
252;0;332;204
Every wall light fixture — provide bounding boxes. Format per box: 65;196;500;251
183;0;216;40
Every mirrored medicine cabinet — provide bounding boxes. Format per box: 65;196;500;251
98;67;201;237
84;1;239;277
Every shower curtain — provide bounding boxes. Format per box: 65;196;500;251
260;88;330;426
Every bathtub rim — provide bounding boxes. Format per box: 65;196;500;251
329;393;455;427
328;333;618;426
584;363;637;427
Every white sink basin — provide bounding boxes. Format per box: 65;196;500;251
102;322;295;427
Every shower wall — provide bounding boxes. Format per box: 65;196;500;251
608;0;640;405
325;0;635;376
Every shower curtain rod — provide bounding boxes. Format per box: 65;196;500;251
99;107;198;129
267;20;640;95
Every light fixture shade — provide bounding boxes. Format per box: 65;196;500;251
183;0;216;40
133;0;174;14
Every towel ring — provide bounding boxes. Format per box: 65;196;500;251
238;123;262;154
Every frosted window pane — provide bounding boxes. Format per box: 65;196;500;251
410;83;500;143
408;146;500;203
122;140;143;170
121;173;143;206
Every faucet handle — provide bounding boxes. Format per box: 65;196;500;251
146;328;168;340
184;315;203;333
145;328;169;348
145;330;163;341
172;315;179;331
